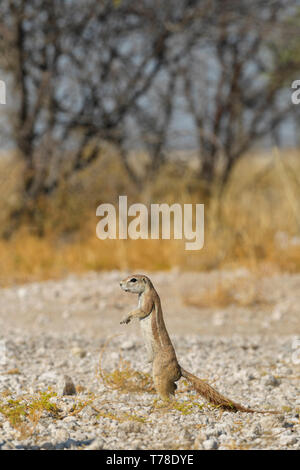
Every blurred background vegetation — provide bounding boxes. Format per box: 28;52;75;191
0;0;300;285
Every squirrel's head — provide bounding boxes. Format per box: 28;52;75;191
120;274;152;294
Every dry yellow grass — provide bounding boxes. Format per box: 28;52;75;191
0;147;299;285
97;336;155;394
183;276;273;309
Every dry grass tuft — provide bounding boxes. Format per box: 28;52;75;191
97;337;155;394
98;356;155;394
183;276;273;309
0;387;148;442
0;389;62;439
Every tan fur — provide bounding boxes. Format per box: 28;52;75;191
120;274;278;414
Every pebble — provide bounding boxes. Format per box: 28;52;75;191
203;439;219;450
263;375;281;387
62;375;77;396
71;347;86;358
84;438;105;450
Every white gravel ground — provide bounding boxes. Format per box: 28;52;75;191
0;270;299;450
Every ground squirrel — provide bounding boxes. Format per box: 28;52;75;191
120;274;278;414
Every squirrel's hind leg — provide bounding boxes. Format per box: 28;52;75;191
153;375;177;401
152;350;181;400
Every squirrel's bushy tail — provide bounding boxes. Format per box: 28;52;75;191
180;367;278;414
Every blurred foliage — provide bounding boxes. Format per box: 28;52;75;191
0;148;300;285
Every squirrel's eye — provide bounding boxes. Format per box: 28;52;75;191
130;278;137;283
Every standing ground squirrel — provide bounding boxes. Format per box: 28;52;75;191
120;274;278;414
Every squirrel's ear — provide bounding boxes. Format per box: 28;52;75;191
143;277;147;283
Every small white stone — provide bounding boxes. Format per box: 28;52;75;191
120;340;135;351
17;288;27;299
54;429;70;442
39;370;58;384
84;438;105;450
71;347;86;358
279;436;298;446
202;438;219;450
263;375;281;387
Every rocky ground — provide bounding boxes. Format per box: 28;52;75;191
0;269;299;450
